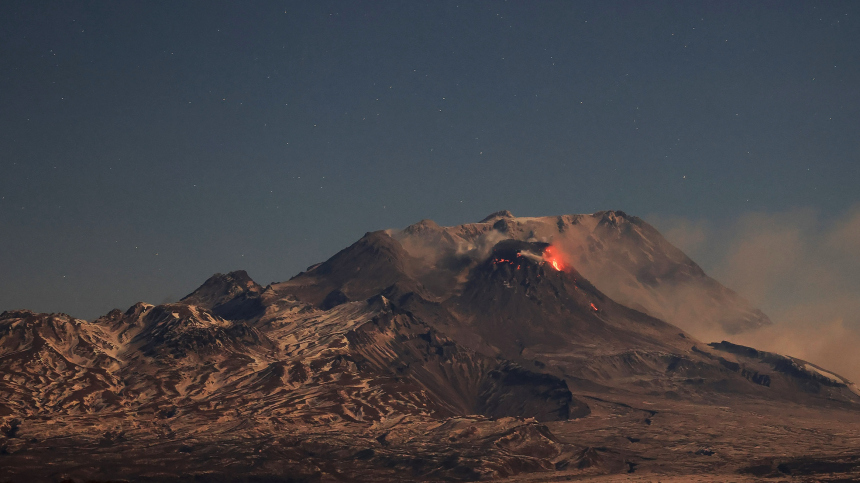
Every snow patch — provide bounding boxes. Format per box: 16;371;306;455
804;363;845;384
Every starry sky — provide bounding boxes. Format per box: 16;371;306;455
2;1;859;321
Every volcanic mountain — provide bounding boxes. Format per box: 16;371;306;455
391;210;771;334
2;211;859;482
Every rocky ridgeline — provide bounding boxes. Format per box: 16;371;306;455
1;211;858;481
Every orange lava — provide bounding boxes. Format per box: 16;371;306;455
543;245;566;271
590;303;598;311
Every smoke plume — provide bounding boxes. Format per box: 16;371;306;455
648;206;860;383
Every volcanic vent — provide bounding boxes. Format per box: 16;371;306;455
4;210;860;482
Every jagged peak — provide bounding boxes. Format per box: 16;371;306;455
480;210;515;223
104;308;124;318
402;218;442;235
0;309;38;320
147;303;231;326
180;270;263;312
124;302;154;317
0;310;81;329
195;270;256;290
221;269;255;283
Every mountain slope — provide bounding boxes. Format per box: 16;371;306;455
0;310;123;416
180;270;265;320
393;210;771;334
3;209;859;482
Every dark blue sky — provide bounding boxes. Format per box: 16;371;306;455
2;1;859;319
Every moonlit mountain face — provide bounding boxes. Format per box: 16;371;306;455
3;211;860;482
392;210;772;335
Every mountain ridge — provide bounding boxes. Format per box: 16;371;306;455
2;209;858;482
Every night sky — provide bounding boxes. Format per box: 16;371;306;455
2;1;859;322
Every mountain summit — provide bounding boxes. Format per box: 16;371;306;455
393;210;771;335
2;210;857;482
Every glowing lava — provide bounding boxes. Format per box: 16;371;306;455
542;245;565;271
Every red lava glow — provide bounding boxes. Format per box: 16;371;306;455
542;245;566;271
590;303;599;311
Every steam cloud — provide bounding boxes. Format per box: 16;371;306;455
648;206;860;383
393;225;510;267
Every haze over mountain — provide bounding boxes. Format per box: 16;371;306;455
392;210;771;335
2;211;860;482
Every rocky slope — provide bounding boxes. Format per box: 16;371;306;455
391;210;771;334
1;210;858;482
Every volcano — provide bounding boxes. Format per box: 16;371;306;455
2;211;860;482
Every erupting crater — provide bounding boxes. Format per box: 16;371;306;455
542;245;566;271
488;239;571;274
